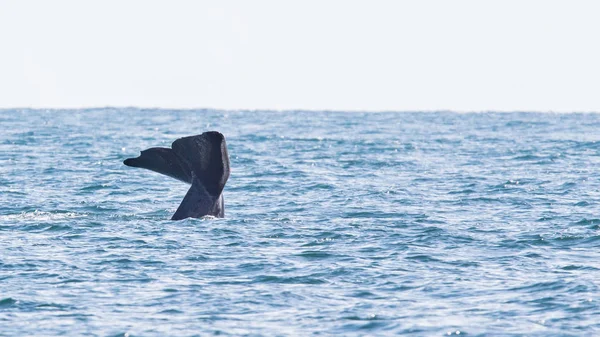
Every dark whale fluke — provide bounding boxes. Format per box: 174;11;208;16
124;131;230;220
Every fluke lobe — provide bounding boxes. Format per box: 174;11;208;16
123;131;230;220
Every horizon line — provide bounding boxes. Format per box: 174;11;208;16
1;106;599;114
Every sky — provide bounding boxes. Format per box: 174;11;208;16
1;0;599;111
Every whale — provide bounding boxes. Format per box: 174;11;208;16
123;131;230;220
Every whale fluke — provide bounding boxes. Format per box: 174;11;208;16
124;131;230;220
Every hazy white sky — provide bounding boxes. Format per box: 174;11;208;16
1;0;599;111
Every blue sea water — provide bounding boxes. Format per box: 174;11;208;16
1;109;600;336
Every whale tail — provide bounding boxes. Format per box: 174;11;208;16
123;147;193;184
124;131;230;219
171;171;225;220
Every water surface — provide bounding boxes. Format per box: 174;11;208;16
1;109;600;336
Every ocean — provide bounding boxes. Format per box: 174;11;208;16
1;109;599;336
